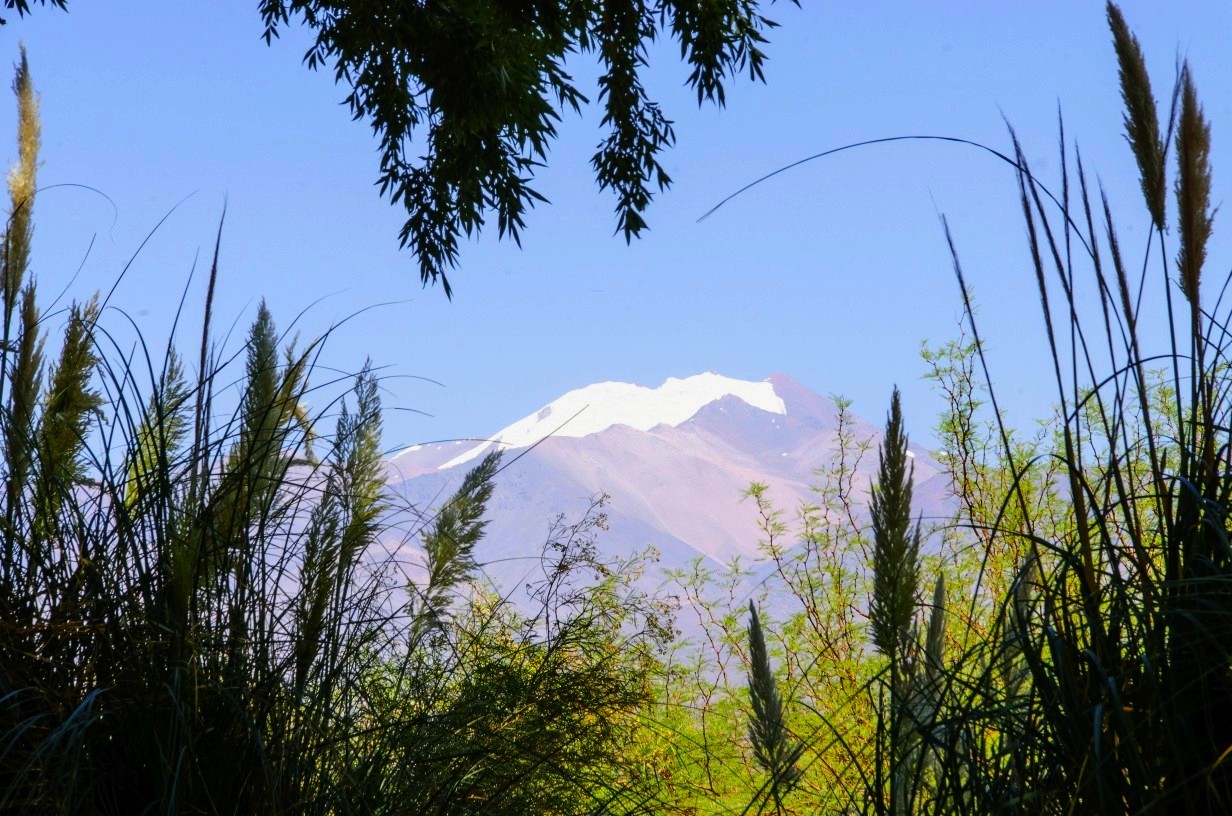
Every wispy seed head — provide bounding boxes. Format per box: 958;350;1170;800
1175;64;1213;308
1107;3;1165;231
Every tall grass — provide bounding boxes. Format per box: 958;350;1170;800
0;49;669;815
865;6;1227;813
699;4;1232;814
883;4;1232;812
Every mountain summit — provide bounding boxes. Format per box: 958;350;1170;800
428;372;788;470
385;373;951;593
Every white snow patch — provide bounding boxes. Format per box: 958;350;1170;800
387;442;425;461
439;372;786;470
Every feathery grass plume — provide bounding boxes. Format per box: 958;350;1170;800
1;47;39;452
867;385;930;816
0;51;46;681
3;285;42;529
332;362;384;584
123;350;189;511
866;392;941;816
417;449;502;630
237;310;313;662
235;300;281;478
295;483;341;691
2;45;38;323
215;303;313;547
869;386;921;663
295;363;384;691
745;600;803;812
1107;2;1165;231
31;295;101;539
1175;64;1212;308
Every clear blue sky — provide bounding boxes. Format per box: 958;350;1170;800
3;2;1231;451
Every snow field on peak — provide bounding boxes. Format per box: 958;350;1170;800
438;372;786;470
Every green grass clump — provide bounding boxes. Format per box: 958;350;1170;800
913;5;1232;812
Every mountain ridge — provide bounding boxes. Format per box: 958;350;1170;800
384;372;953;598
390;371;790;472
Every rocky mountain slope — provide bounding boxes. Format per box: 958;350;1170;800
382;373;954;603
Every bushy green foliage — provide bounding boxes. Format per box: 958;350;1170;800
358;500;674;816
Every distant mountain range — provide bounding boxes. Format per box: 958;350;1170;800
382;373;954;601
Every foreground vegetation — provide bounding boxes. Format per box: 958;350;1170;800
5;4;1232;814
0;47;670;815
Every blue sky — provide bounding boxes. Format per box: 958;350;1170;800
3;1;1231;452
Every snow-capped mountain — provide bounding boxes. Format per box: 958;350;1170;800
384;373;953;597
433;372;787;470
